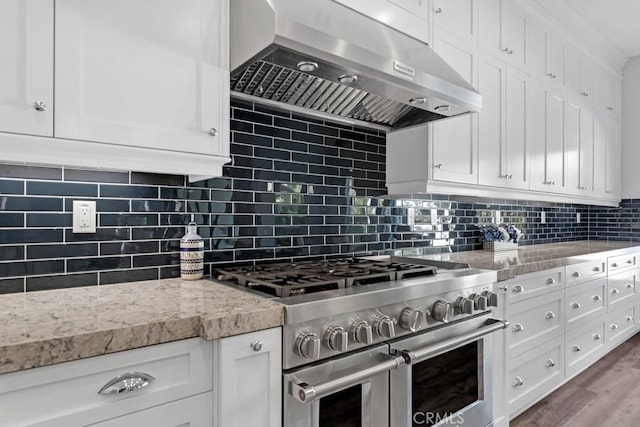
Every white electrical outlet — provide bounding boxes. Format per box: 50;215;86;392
541;211;546;224
495;210;501;224
430;209;438;225
72;200;97;233
407;208;416;226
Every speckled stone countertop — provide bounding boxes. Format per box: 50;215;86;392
0;278;284;374
409;241;640;281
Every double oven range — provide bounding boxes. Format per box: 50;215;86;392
216;256;508;427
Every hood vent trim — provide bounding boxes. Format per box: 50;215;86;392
231;60;442;128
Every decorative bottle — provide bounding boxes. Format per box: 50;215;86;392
180;221;204;280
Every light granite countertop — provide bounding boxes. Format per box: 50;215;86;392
408;241;640;281
0;278;284;374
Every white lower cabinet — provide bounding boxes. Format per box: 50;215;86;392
565;277;606;328
0;338;212;427
214;327;282;427
88;392;213;427
605;304;636;347
565;317;606;378
507;290;563;357
507;335;564;418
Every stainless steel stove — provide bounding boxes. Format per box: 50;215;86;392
214;256;508;427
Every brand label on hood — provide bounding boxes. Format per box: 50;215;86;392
393;60;416;80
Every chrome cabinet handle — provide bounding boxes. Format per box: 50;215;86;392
545;278;556;285
611;323;619;330
512;376;524;387
434;163;443;169
251;340;263;352
611;263;619;268
545;359;556;368
593;295;602;301
33;101;47;112
608;106;615;111
434;7;442;13
611;288;620;294
578;186;588;190
512;323;524;332
581;91;589;97
571;302;582;309
545;311;556;320
572;345;582;352
98;372;155;395
593;266;600;272
626;315;633;322
208;128;217;136
513;285;524;293
626;283;633;289
593;333;602;340
499;174;513;179
572;272;581;278
627;259;634;264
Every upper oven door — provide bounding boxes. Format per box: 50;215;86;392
389;314;508;427
284;344;402;427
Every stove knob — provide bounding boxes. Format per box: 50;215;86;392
294;332;321;359
481;291;499;307
454;296;474;314
352;320;374;344
324;326;348;352
431;300;454;323
374;315;396;338
399;307;424;332
469;293;488;311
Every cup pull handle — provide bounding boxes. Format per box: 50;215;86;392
98;372;155;395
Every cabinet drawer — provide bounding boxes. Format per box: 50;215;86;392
508;336;564;418
607;270;637;311
606;305;636;346
0;338;212;427
507;268;564;303
607;253;638;273
565;260;606;287
565;318;606;378
565;278;606;328
508;290;563;356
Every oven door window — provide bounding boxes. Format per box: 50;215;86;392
319;384;362;427
412;341;480;426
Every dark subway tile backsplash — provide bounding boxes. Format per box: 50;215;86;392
0;98;624;293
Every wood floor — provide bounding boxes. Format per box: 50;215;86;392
511;332;640;427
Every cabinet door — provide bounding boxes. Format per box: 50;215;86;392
566;101;594;195
579;107;595;193
478;55;505;188
478;0;502;57
55;0;228;156
433;0;475;43
431;27;478;184
0;0;53;137
216;328;281;427
504;66;529;189
502;2;527;71
530;20;564;86
593;114;607;195
89;393;212;427
605;118;621;197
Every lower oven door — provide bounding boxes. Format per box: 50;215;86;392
284;344;404;427
390;314;508;427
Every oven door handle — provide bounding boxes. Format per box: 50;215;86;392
398;318;509;365
290;354;406;403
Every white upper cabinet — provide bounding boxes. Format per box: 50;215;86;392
55;0;228;156
0;0;54;137
530;19;565;87
504;66;529;189
565;45;595;104
529;82;566;193
333;0;429;42
605;118;621;197
432;0;476;44
479;0;528;71
565;100;594;195
597;66;622;118
430;25;478;185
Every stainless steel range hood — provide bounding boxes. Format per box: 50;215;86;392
229;0;481;131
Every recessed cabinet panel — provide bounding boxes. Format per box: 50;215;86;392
433;0;475;43
504;66;528;189
55;0;228;156
0;0;54;137
478;55;505;187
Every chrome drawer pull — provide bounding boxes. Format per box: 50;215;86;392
545;278;555;285
611;263;619;268
571;302;582;309
572;272;581;278
592;295;602;301
593;333;602;340
512;323;525;332
545;359;556;368
513;285;524;293
626;283;633;289
626;315;634;322
512;376;524;387
627;259;634;264
251;341;263;352
611;288;620;295
98;372;155;395
572;345;582;352
545;311;556;320
593;266;600;272
611;324;619;330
